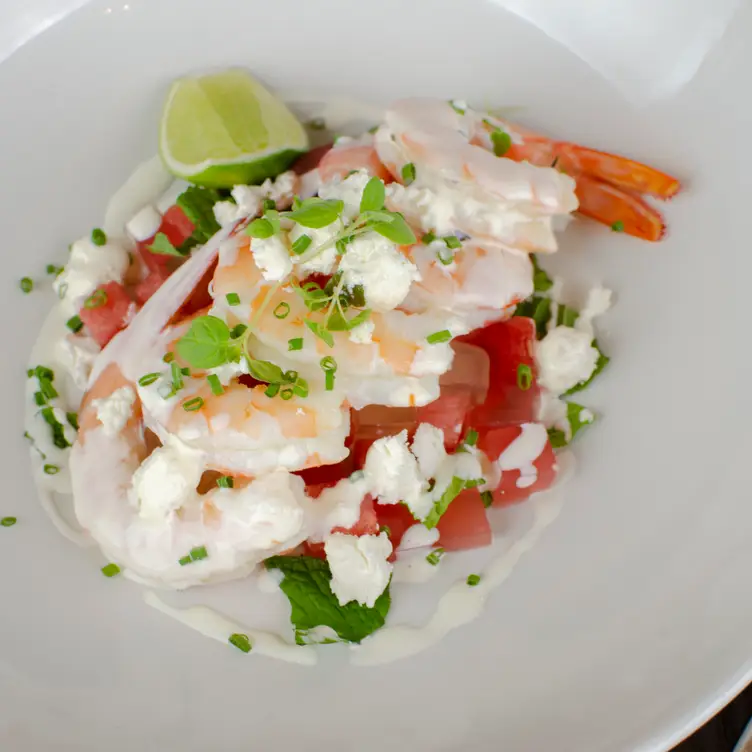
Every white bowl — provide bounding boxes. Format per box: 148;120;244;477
1;1;750;750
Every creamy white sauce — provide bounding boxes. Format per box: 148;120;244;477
351;452;574;666
392;549;442;584
144;591;317;665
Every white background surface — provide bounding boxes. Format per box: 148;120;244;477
0;1;749;750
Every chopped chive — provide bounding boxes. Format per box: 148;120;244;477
138;372;160;387
46;264;63;276
480;491;494;508
170;361;184;392
325;370;335;391
1;517;17;527
34;391;46;407
182;396;204;412
207;374;224;396
379;524;391;537
91;228;107;246
228;633;252;653
280;387;294;401
466;574;481;587
401;162;416;185
274;302;290;319
427;330;452;345
320;356;337;372
163;352;175;363
180;367;191;376
463;429;478;447
265;382;280;398
491;129;512;157
19;277;33;293
35;365;54;380
230;324;248;339
293;379;309;398
66;412;79;431
178;555;192;566
263;198;276;212
443;235;461;250
226;292;241;306
516;363;533;391
288;337;303;351
26;368;34;377
101;563;120;577
217;475;234;489
83;289;107;309
437;247;454;265
283;370;298;384
611;220;625;232
422;232;436;245
66;315;83;333
43;464;60;475
190;545;208;561
426;548;444;566
292;234;312;255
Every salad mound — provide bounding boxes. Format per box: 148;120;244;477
21;70;680;654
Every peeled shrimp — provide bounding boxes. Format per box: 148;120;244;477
71;362;312;588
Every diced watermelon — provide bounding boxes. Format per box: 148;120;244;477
416;388;473;450
134;267;171;305
462;317;539;428
296;455;356;498
477;424;558;507
79;281;133;347
436;488;492;550
137;205;195;273
374;502;417;549
304;497;378;558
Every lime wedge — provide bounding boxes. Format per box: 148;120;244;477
159;69;308;188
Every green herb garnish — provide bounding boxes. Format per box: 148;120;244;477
401;163;416;185
426;330;452;345
66;315;83;333
217;475;234;489
466;574;481;586
20;277;33;294
228;633;252;653
226;292;241;306
91;228;107;246
101;563;120;577
288;338;303;351
1;516;17;527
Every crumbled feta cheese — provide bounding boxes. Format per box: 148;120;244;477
126;205;162;242
56;334;100;391
207;359;247;386
325;532;393;607
231;185;263;217
348;318;374;344
318;169;372;222
91;386;136;437
396;523;439;552
411;423;447;479
290;222;340;276
575;286;613;337
251;234;293;281
339;232;420;311
54;237;129;312
535;326;599;394
214;200;245;226
309;473;370;541
130;437;203;522
363;430;425;510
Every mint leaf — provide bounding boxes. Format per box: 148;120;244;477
565;340;609;395
359;177;386;213
176;316;238;369
246;358;285;385
294;282;330;312
370;213;416;245
423;476;468;529
556;304;579;328
265;555;390;643
306;320;335;348
176;186;222;243
531;255;553;293
286;198;344;229
547;401;595;448
359;210;396;225
513;295;551;338
148;232;185;257
246;217;276;239
327;308;371;332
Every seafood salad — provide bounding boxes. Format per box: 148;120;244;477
20;71;680;656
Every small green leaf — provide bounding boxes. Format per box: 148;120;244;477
286;198;344;229
565;341;610;394
360;177;386;213
228;633;252;653
246;218;276;239
513;295;552;338
557;304;579;328
370;213;417;245
305;320;335;348
611;220;625;232
176;316;238;369
424;476;468;529
148;232;185;257
547;427;567;449
326;307;371;332
531;255;553;292
246;358;286;385
176;186;222;243
401;162;416;185
264;555;391;644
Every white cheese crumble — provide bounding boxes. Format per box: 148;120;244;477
91;386;136;437
56;334;100;391
363;430;425;511
339;232;420;311
290;222;340;276
318;169;372;223
250;235;293;282
54;236;129;312
348;318;374;344
535;326;599;394
129;438;203;522
126;205;162;242
324;532;393;607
